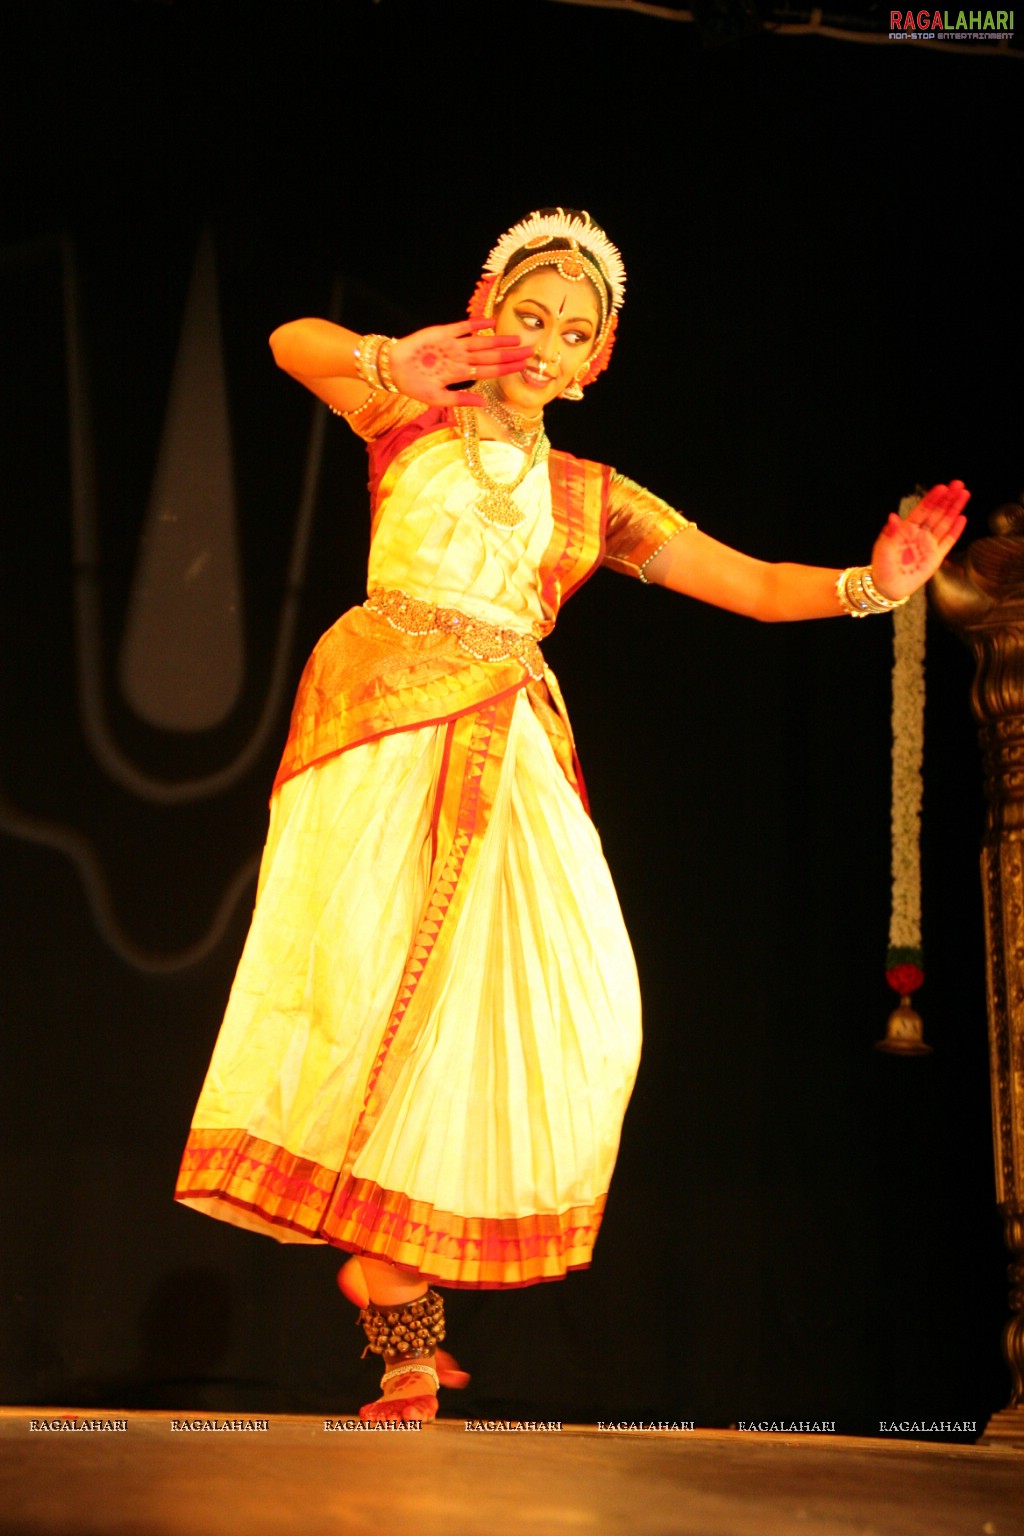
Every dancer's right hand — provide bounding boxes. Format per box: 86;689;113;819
387;318;532;407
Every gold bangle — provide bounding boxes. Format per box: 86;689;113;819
836;567;866;617
354;333;390;391
862;568;909;611
376;337;401;394
836;566;909;617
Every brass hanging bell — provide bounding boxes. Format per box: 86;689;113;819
875;996;932;1055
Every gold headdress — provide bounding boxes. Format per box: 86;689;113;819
468;208;626;394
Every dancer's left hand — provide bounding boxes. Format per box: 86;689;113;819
870;480;970;600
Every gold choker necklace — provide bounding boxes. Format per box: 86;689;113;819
478;382;544;450
455;407;548;530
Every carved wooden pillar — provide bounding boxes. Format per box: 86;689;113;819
931;499;1024;1446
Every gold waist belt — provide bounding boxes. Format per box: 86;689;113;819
364;588;545;681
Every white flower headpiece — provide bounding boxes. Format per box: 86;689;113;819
482;208;627;314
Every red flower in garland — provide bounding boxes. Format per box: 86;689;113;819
886;962;925;997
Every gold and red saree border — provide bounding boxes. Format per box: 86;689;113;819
541;450;609;612
271;606;531;794
176;1130;605;1287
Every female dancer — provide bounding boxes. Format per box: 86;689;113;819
175;210;969;1423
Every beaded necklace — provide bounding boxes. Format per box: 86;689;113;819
455;407;549;531
477;381;544;450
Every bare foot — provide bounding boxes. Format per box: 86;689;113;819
359;1359;439;1424
338;1262;470;1421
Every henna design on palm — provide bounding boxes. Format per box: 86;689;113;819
387;318;534;405
408;342;456;379
871;481;970;599
895;525;933;575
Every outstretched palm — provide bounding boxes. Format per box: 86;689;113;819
387;318;532;407
871;480;970;600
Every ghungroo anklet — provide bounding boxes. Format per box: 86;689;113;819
358;1287;447;1360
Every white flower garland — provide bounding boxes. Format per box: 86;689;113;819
888;493;926;961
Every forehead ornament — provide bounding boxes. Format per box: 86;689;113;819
481;208;626;315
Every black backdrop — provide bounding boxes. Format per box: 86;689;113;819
1;0;1020;1435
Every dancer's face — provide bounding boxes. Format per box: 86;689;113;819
492;267;601;409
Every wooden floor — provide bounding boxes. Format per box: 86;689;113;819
2;1411;1022;1536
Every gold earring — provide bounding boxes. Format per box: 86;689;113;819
562;369;586;402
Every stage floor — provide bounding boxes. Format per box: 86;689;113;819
2;1412;1022;1536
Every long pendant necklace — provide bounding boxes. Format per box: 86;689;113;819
477;381;545;451
455;406;548;530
